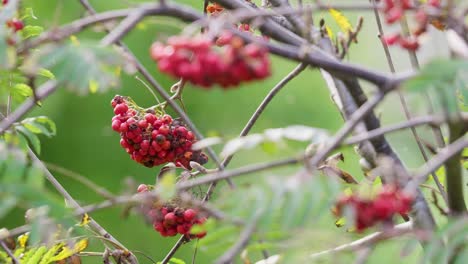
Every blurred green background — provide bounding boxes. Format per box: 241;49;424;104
3;0;451;263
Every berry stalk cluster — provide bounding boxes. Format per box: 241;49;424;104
111;95;208;169
334;185;413;232
137;184;207;239
381;0;443;51
150;31;270;88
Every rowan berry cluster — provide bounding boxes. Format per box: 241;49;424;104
150;32;270;88
381;0;443;51
111;95;208;169
334;185;413;231
137;184;207;238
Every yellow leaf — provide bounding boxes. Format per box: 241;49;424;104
343;187;353;196
18;232;29;248
329;8;353;33
136;22;147;30
325;25;334;40
73;239;88;253
77;213;91;226
335;217;346;227
49;246;73;261
38;243;64;264
89;80;99;94
115;66;121;77
70;35;80;46
49;239;88;261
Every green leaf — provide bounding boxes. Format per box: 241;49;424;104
37;68;55;79
11;83;33;100
20;116;56;137
221;125;329;157
156;173;176;201
23;41;136;95
21;25;43;39
404;59;468;115
16;125;41;154
169;258;186;264
20;7;38;20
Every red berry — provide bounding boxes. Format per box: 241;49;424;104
114;103;128;115
145;113;157;124
138;120;148;129
112;120;122;131
137;184;148;193
6;19;24;32
164;212;176;224
183;209;196;222
428;0;441;7
399;37;419;51
383;33;401;45
385;7;403;24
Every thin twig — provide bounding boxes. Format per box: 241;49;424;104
409;136;468;190
309;222;414;259
28;149;138;264
0;240;19;264
345;114;467;145
44;162;115;199
216;212;262;264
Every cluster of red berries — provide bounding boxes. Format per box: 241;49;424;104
2;0;24;35
150;32;270;88
111;95;208;169
137;184;207;238
381;0;443;51
334;185;413;232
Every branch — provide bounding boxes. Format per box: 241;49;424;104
28;150;138;264
409;136;468;190
177;157;301;190
0;80;58;134
255;222;414;264
344;114;468;145
309;222;414;259
44;162;115;199
221;63;307;167
18;7;137;53
215;213;261;264
0;240;19;264
445;123;467;214
371;0;447;204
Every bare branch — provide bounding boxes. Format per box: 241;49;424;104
216;212;261;264
44;162;115;199
309;222;414;259
345;114;468;145
254;222;415;264
28;149;138;264
0;240;19;264
222;63;307;167
409;136;468;190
